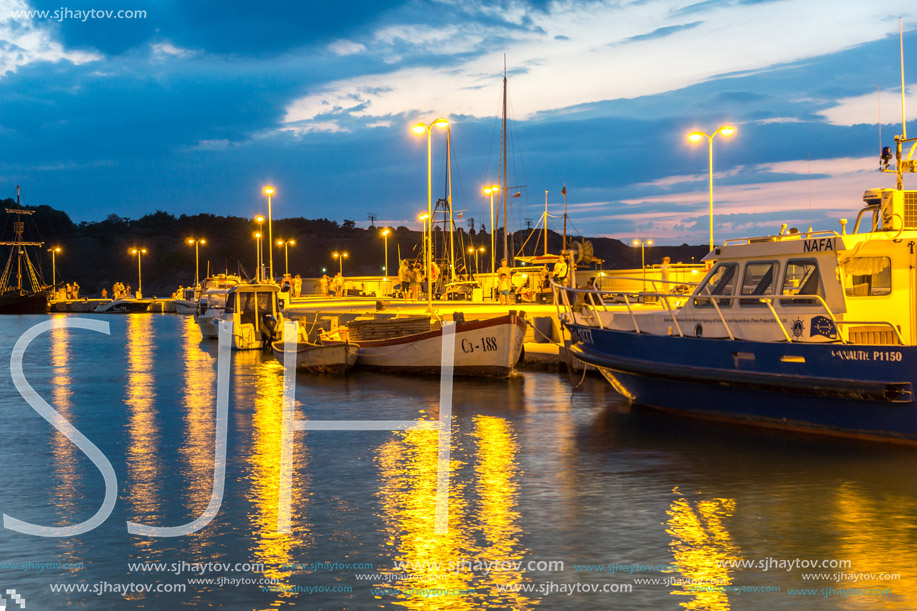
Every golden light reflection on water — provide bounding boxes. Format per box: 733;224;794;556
238;352;310;608
472;415;533;610
49;315;84;569
833;482;917;609
178;316;217;555
666;487;738;611
376;414;533;610
377;424;475;611
125;314;162;556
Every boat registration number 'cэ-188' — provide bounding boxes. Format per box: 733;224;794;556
461;337;498;353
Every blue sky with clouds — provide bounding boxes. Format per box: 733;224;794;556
1;0;916;244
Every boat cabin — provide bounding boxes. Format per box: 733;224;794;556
592;189;917;346
219;283;284;349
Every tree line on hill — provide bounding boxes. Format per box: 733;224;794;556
1;199;708;296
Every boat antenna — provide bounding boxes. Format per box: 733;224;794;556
807;152;812;231
562;184;567;251
900;17;907;140
878;84;882;168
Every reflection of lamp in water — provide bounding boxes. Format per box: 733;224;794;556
667;488;738;610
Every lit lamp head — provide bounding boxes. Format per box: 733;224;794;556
432;118;449;129
254;232;261;239
418;213;430;222
381;228;390;237
187;238;194;245
687;132;705;143
276;240;284;246
263;186;275;196
719;125;735;137
255;215;265;224
632;240;640;247
51;247;61;253
483;185;500;195
412;123;428;135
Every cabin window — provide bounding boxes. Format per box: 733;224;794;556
693;263;738;307
238;292;256;326
843;256;891;297
256;292;273;316
223;294;235;314
739;261;779;306
781;259;822;306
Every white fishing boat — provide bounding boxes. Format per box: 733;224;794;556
215;283;284;350
271;340;359;374
320;312;527;377
93;298;152;313
196;288;232;338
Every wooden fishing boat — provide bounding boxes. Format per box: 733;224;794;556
320;312;527;377
271;340;358;374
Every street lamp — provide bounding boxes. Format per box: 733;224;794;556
186;238;206;285
468;245;485;274
253;232;262;282
381;227;391;284
276;239;295;276
332;251;348;276
48;247;61;286
263;186;275;281
129;248;147;298
483;185;500;274
412;118;448;309
254;215;265;281
688;125;735;251
632;239;654;292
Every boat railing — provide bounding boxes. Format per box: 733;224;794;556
722;228;840;247
553;281;906;345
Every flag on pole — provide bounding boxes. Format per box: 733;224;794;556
513;192;521;198
561;185;566;196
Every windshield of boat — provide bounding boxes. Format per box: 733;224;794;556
207;294;227;309
782;259;823;306
739;261;779;306
693;263;738;307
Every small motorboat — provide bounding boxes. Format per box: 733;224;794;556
271;340;358;374
93;297;152;313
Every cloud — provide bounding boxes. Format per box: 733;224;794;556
0;0;101;76
328;39;366;56
818;86;917;126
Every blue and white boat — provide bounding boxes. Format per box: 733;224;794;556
558;135;917;444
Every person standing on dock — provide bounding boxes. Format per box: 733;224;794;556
660;256;671;293
411;263;422;301
320;274;330;297
294;274;303;298
332;272;344;297
398;260;410;299
496;258;513;304
552;258;568;286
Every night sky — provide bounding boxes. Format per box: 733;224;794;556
2;0;917;244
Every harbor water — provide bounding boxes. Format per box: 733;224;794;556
1;314;916;610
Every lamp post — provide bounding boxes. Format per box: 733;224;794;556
632;239;654;292
253;232;262;282
412;118;448;310
263;186;275;281
332;251;348;276
483;185;499;274
276;239;295;276
186;238;206;285
48;247;61;286
688;125;735;251
254;215;265;281
468;245;485;274
129;248;147;298
381;227;390;288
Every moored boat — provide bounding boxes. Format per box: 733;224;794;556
558;132;917;443
215;283;284;350
271;340;358;374
93;298;152;313
320;312;527;377
0;193;50;314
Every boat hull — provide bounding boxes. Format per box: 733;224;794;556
328;314;527;377
566;323;917;443
93;299;152;313
272;342;358;374
0;291;49;314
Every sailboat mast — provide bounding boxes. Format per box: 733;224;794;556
448;126;455;281
544;190;548;256
502;57;509;265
